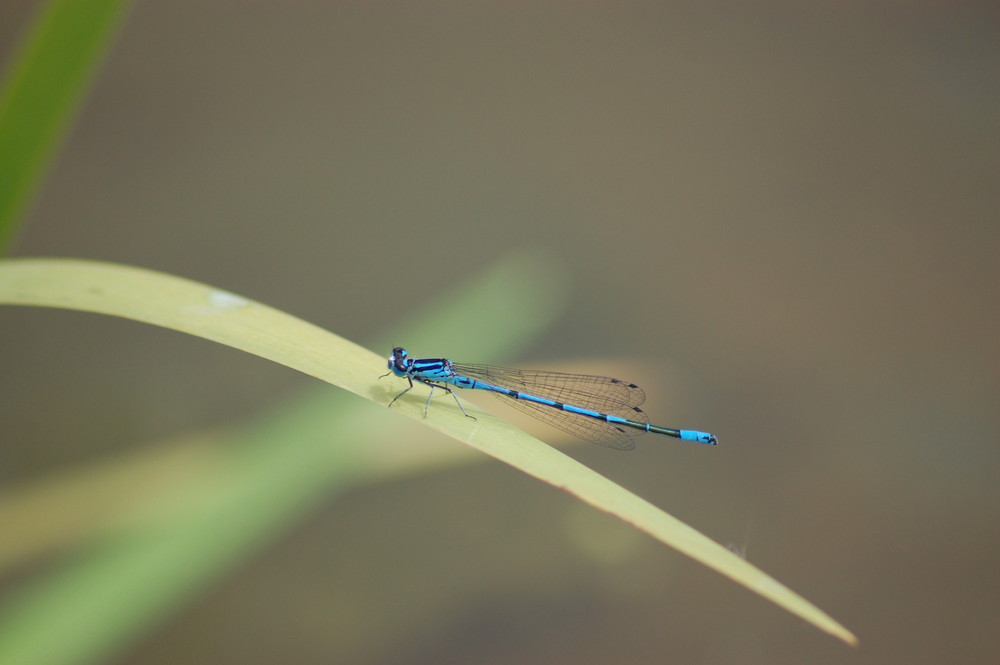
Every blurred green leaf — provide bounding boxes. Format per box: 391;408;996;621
0;0;130;252
0;254;570;665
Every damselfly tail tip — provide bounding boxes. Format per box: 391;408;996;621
681;430;718;446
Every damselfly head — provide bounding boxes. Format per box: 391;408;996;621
388;347;410;374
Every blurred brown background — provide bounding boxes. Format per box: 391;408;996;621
2;1;998;664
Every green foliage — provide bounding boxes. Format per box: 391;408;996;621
0;0;130;252
0;258;856;665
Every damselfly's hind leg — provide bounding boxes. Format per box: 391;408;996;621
415;379;476;421
388;377;477;421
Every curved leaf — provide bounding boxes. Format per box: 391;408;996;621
0;258;857;648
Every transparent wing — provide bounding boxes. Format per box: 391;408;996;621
451;363;650;450
490;396;642;450
450;364;647;412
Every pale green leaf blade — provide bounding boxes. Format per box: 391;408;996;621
0;257;857;646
